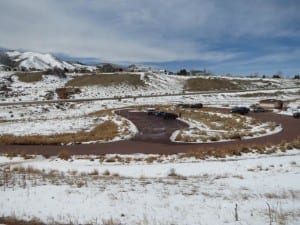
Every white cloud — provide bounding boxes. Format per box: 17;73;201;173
0;0;299;64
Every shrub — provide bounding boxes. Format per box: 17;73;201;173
58;150;71;160
145;156;157;164
55;87;81;99
88;169;99;176
103;170;110;176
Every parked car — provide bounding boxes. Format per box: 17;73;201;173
147;109;156;115
230;106;250;115
154;111;166;117
253;106;266;112
293;112;300;118
177;103;203;109
163;112;178;119
190;103;203;108
147;109;178;119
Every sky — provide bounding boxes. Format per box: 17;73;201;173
0;0;299;75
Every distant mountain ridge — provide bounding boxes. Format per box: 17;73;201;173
0;50;97;71
0;48;159;73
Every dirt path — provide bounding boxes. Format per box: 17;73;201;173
0;109;299;155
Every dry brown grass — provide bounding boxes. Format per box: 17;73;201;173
184;77;239;91
88;169;99;176
174;107;274;142
238;91;285;98
181;135;300;159
0;217;122;225
58;150;71;160
181;145;253;159
145;156;158;164
0;120;119;145
0;217;45;225
182;109;250;130
6;151;19;158
66;73;145;87
102;169;110;176
15;72;44;83
89;109;114;117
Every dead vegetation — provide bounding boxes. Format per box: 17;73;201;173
238;91;286;98
238;90;300;98
0;120;119;145
55;87;81;99
184;109;254;130
184;77;240;91
15;72;44;83
174;108;272;142
66;73;145;87
58;150;72;160
0;216;122;225
0;217;46;225
89;109;114;117
181;136;300;159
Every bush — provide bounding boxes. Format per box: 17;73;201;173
58;150;71;160
55;87;81;99
103;170;110;176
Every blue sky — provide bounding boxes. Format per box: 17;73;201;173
0;0;299;75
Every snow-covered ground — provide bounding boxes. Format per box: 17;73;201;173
1;70;299;103
0;77;298;142
1;54;299;224
0;151;299;224
0;96;286;143
171;110;282;143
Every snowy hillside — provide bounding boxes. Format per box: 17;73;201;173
0;51;96;71
6;51;75;70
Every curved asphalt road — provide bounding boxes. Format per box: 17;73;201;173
0;109;299;155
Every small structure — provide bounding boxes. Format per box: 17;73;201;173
259;99;283;109
128;64;151;72
97;63;124;73
190;70;211;76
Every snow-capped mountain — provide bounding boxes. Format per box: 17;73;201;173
0;50;96;71
6;51;75;70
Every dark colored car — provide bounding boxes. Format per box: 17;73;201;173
147;109;156;115
163;112;178;119
253;106;266;112
177;103;203;109
190;103;203;108
230;106;250;115
154;111;166;117
147;110;178;119
293;112;300;118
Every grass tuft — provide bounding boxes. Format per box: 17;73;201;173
58;150;71;160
